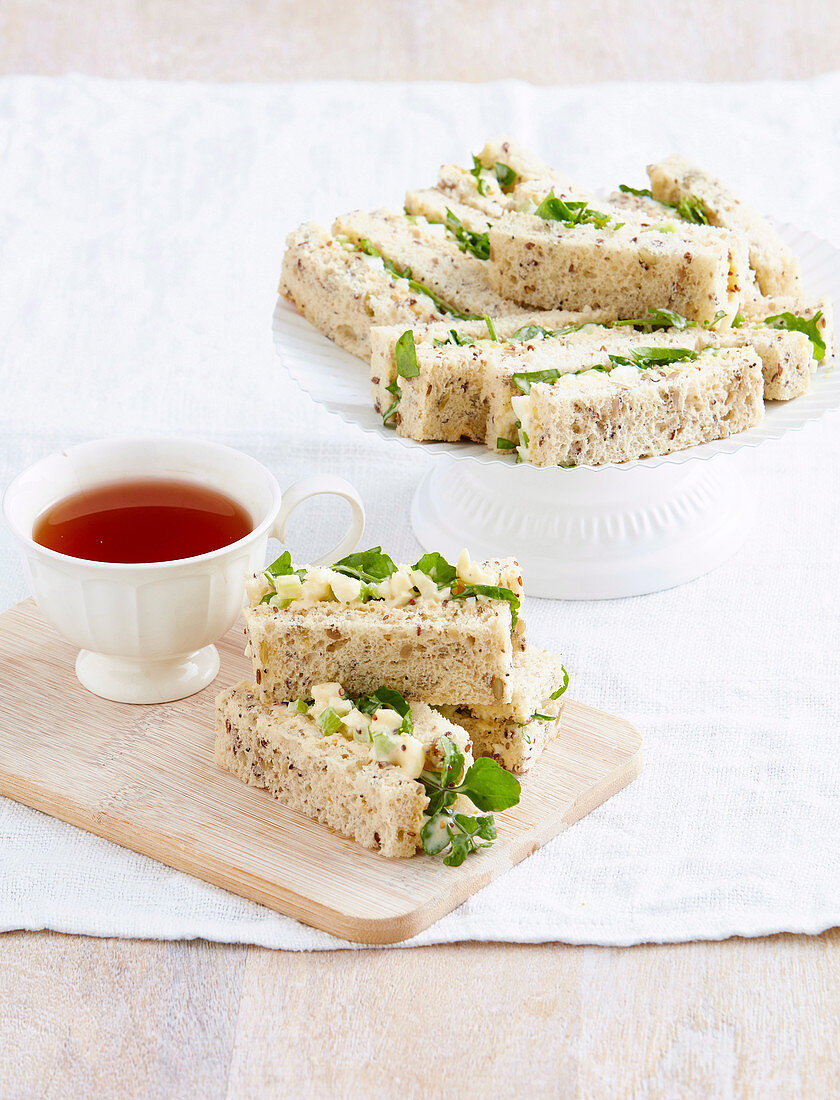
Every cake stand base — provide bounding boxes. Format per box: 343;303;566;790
411;455;753;600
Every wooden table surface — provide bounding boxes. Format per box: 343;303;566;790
2;4;839;1095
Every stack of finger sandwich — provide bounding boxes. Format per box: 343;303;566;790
215;546;568;863
280;138;834;466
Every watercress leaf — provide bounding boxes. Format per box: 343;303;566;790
413;551;458;587
423;788;447;819
618;184;653;198
453;813;481;836
355;687;412;737
332;546;398;584
703;309;727;329
357;237;480;321
264;550;294;578
421;812;454;855
513;367;562;394
449;583;521;626
474;814;497;841
382;380;401;427
444;208;491;261
494;162;517;189
674;194;709;224
609;346;699;369
535;190;612;229
433;328;475;348
550;666;570;699
496;437;517;450
470;154;488;197
395;330;420;378
439;735;466;788
764;311;826;361
613;308;694;332
510;324;553;342
460;757;522;812
443;832;472;866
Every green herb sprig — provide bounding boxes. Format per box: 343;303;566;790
413;551;458;587
618;184;654;199
332;547;398;586
413;552;520;625
614;309;695;332
764;310;826;361
355;687;413;737
617;184;709;224
450;582;520;627
357;238;480;320
550;666;570;699
259;551;307;603
382;380;401;427
444;208;490;261
535;190;613;230
608;347;699;369
395;330;419;377
468;155;518;196
433;329;476;348
383;331;420;429
420;738;520;865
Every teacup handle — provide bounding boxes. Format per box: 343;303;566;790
270;476;365;566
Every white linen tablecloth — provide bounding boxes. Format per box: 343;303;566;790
1;74;839;949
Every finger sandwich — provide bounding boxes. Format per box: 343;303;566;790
244;548;526;707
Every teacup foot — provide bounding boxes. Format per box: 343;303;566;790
75;645;221;704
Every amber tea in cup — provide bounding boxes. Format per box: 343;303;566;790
33;479;253;564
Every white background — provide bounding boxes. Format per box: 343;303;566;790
0;74;838;948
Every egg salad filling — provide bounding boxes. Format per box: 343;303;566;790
287;681;523;866
254;547;520;624
506;347;702;462
289;682;428;778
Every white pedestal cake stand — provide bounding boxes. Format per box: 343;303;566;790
273;222;840;599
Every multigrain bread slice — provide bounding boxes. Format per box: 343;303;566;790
280;222;448;360
444;647;569;773
369;309;613;426
404;137;597;229
646;155;801;297
332;208;530;320
216;682;473;858
245;556;526;707
486;211;751;324
372;325;703;447
705;326;814;400
372;317;793;450
511;346;764;466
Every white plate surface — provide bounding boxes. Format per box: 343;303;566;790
273;222;840;472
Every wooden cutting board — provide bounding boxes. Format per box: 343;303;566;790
0;599;642;944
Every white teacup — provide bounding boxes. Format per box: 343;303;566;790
3;436;365;704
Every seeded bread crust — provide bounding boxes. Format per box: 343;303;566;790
333;208;530;320
216;682;472;858
646;155;801;297
446;646;568;773
520;346;764;466
486;212;751;324
280;222;447;361
245;558;526;707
